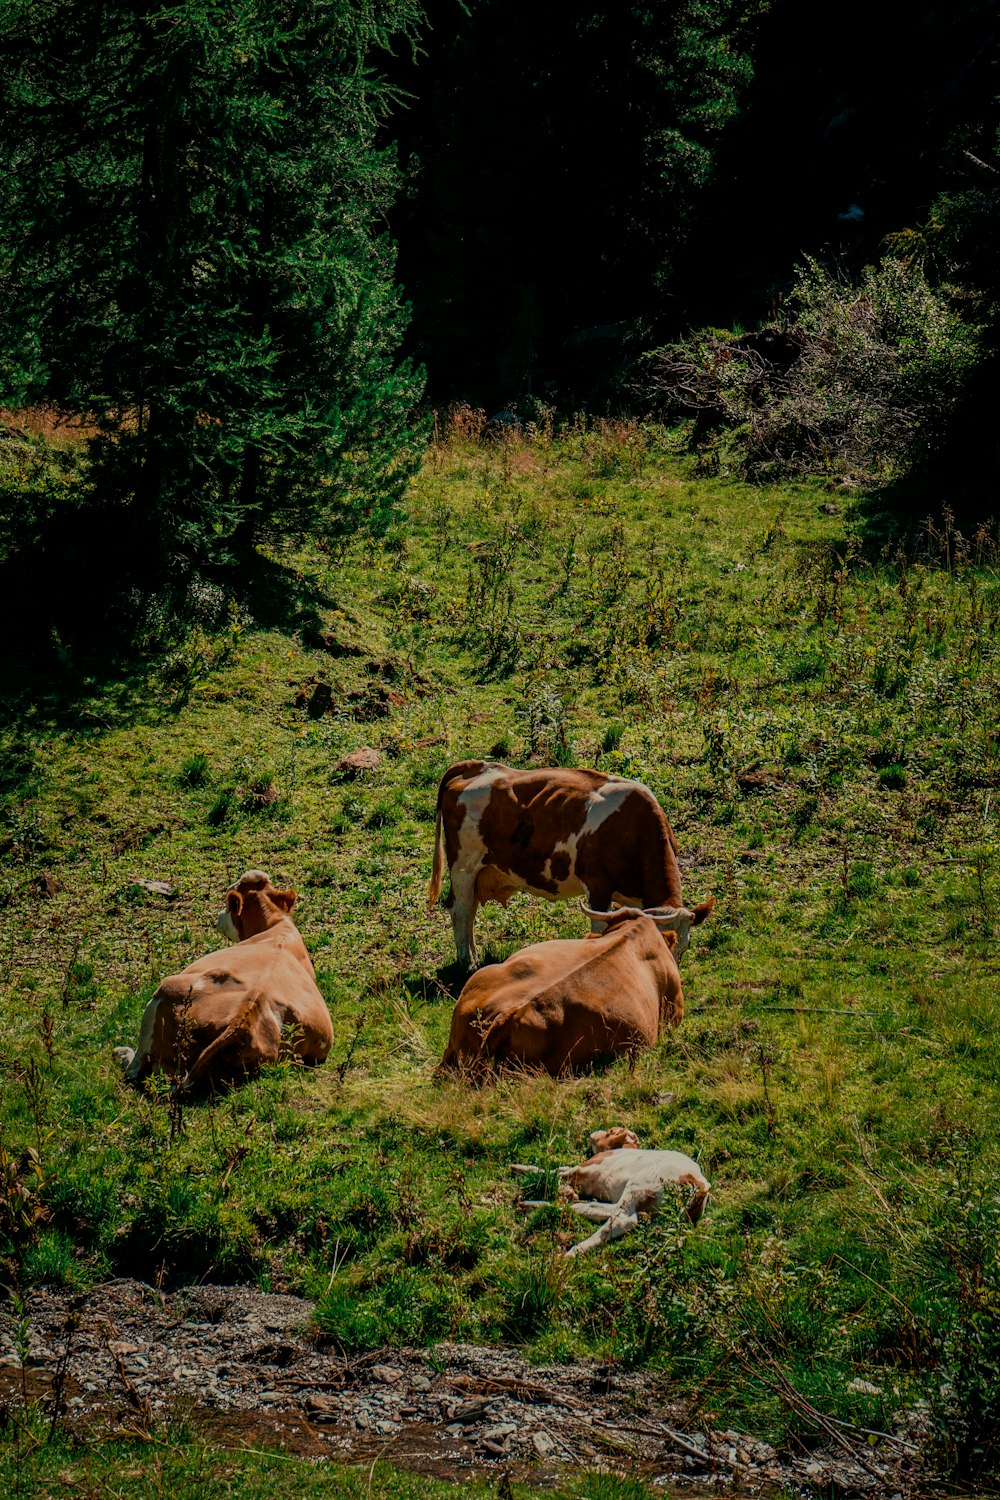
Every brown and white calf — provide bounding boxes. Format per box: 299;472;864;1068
514;1126;711;1256
113;871;333;1092
427;760;712;967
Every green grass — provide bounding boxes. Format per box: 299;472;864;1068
2;418;1000;1476
0;1415;671;1500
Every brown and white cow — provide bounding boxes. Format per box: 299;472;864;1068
438;906;686;1077
513;1125;711;1256
427;760;712;968
113;871;333;1092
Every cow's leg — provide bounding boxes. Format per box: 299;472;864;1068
448;870;481;968
117;995;162;1084
565;1197;641;1257
568;1200;622;1223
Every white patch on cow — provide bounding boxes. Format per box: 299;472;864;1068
582;778;643;835
546;780;644;904
454;765;505;869
450;765;507;967
217;909;239;942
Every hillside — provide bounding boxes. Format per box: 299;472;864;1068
2;416;999;1483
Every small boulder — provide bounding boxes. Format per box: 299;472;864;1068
336;747;382;776
132;879;177;899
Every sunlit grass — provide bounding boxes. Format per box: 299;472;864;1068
2;420;999;1465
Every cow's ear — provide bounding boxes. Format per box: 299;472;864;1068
692;898;715;925
227;890;243;917
663;929;679;951
271;887;297;913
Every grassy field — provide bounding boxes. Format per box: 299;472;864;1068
2;412;999;1479
0;1416;664;1500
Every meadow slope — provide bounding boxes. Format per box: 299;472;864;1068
2;417;999;1472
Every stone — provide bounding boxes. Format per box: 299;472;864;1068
450;1399;494;1424
305;1394;339;1418
336;746;381;775
370;1363;402;1385
531;1431;555;1456
482;1423;517;1442
132;879;177;899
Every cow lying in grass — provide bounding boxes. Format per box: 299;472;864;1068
438;906;689;1077
113;871;333;1092
514;1126;711;1257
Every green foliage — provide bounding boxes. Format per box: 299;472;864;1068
1;431;999;1480
644;255;981;482
0;0;426;622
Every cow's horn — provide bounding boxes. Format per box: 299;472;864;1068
579;899;620;922
646;906;689;923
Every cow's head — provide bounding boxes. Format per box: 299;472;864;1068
589;1126;641;1154
217;870;297;942
581;897;714;960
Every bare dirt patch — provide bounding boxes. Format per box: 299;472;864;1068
1;1280;922;1495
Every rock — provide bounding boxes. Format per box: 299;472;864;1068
132;879;177;899
847;1378;882;1395
654;1092;677;1107
409;1373;432;1392
482;1423;517;1441
449;1399;494;1424
821;502;841;514
31;872;60;899
336;747;381;776
375;1419;398;1435
370;1363;402;1385
305;1394;339;1418
531;1430;555;1456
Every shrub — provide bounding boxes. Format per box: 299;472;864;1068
643;255;980;483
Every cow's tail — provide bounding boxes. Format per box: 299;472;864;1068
427;795;446;912
177;994;266;1093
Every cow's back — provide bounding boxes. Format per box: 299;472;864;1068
157;922;332;1066
443;920;674;1074
437;762;680;904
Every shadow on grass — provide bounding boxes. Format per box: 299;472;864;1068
0;542;335;740
851;467;1000;560
400;966;465;1004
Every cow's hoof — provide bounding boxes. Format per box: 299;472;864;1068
112;1046;135;1072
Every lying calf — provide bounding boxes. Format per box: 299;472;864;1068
514;1126;710;1257
113;870;333;1091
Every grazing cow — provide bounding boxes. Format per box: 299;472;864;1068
514;1126;710;1256
113;871;333;1091
438;906;686;1077
427;760;712;967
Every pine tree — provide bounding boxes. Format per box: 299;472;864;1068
0;1;425;607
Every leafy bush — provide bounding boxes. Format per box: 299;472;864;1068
644;255;980;482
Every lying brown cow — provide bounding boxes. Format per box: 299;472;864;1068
513;1126;711;1256
438;906;686;1077
113;871;333;1091
427;760;712;967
